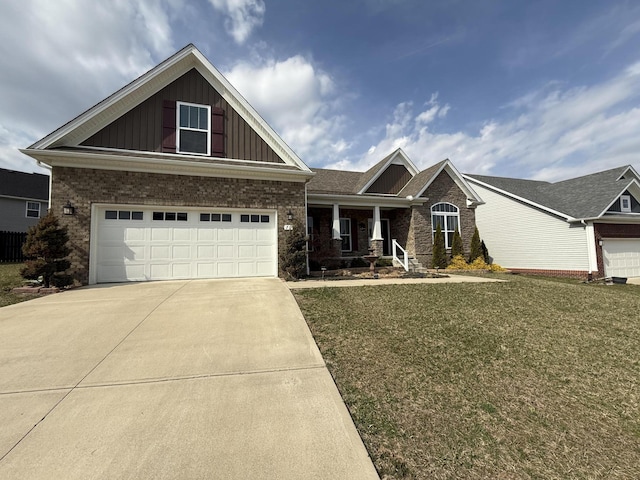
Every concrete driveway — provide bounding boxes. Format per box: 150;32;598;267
0;278;378;479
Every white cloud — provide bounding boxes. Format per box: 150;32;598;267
208;0;265;44
331;60;640;181
0;0;179;172
224;56;351;164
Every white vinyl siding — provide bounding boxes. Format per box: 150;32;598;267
471;183;590;271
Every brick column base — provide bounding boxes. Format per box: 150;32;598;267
331;238;343;257
371;239;384;257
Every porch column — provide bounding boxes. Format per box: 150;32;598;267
332;204;341;240
371;205;384;257
585;221;598;276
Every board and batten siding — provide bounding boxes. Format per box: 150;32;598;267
471;183;590;271
81;68;283;164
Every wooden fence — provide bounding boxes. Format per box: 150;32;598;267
0;231;27;263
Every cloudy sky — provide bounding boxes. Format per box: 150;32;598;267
2;0;640;181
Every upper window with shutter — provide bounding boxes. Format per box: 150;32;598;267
177;102;211;155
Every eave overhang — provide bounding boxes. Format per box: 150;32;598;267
21;148;314;183
308;193;427;208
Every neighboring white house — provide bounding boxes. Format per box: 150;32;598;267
464;166;640;279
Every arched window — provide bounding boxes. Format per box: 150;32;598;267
431;203;459;249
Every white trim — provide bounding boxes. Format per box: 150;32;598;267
0;193;49;202
596;181;640;217
339;217;352;252
464;174;574;221
21;149;313;183
89;203;278;284
27;45;311;172
585;222;598;274
371;205;383;241
620;195;632;213
176;101;211;156
616;165;640;182
309;193;427;208
25;200;41;218
357;148;419;194
431;202;460;250
415;161;483;205
332;204;341;240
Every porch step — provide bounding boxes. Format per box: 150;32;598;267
393;256;429;273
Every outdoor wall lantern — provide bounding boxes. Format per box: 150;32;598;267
287;210;293;221
62;201;75;216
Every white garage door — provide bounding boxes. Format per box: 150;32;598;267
94;206;277;283
602;239;640;278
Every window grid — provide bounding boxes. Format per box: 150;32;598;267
431;203;459;250
177;101;211;155
26;201;41;218
340;218;352;252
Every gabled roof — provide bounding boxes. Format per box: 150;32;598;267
0;168;49;201
307;151;483;207
355;148;419;194
24;44;310;173
464;165;640;220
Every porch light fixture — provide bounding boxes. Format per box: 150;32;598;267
287;210;293;221
62;201;75;216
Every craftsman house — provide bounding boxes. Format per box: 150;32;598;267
465;166;640;279
21;44;482;284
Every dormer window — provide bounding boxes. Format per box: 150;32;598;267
621;195;631;212
177;102;210;155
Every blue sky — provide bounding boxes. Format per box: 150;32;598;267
2;0;640;181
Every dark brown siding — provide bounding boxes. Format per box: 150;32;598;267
82;68;284;163
366;164;412;194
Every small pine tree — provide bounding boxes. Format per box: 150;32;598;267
480;240;490;264
451;227;464;258
279;218;308;280
468;226;482;263
21;211;71;287
431;224;448;269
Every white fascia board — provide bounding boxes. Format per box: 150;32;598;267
308;193;427;208
356;148;419;195
616;165;640;182
21;149;313;183
595;179;640;218
464;174;574;221
414;161;484;205
29;45;311;172
30;46;195;150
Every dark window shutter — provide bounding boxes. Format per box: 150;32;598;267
162;100;176;153
211;107;225;157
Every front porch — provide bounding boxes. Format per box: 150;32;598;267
306;203;414;271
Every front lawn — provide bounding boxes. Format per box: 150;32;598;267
0;263;38;307
293;275;640;479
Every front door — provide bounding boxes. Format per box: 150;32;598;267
368;218;391;255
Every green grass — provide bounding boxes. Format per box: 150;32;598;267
293;274;640;479
0;263;38;307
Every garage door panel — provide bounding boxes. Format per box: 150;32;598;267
603;239;640;278
96;207;277;283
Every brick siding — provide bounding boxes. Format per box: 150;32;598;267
52;166;306;284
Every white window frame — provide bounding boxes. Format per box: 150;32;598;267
26;201;41;218
340;218;352;252
431;202;459;250
176;101;211;156
621;195;632;213
307;216;314;252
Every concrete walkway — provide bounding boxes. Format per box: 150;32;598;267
0;278;378;480
288;273;504;289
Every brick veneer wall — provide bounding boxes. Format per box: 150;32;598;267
52;166;306;284
409;171;476;267
594;222;640;277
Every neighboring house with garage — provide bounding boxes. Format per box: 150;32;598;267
306;149;483;270
0;167;49;232
20;44;484;285
464;166;640;279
